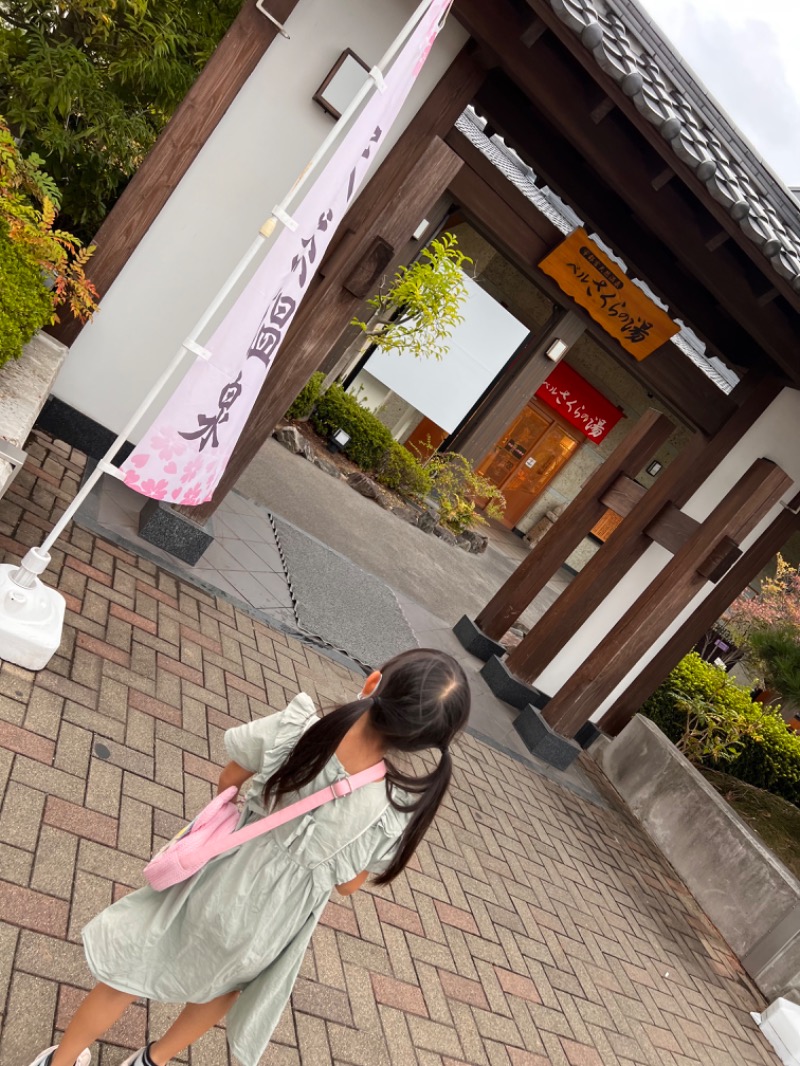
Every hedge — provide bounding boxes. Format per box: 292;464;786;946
642;652;800;806
310;384;394;470
375;440;432;501
0;224;54;366
285;371;325;421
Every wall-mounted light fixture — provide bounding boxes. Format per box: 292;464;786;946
646;460;663;476
545;339;569;362
313;50;370;119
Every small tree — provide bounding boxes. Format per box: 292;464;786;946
351;232;471;362
725;554;800;637
0;115;97;364
746;626;800;707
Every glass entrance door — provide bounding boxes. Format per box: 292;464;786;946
478;402;582;527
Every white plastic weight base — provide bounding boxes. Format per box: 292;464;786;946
752;998;800;1066
0;555;65;671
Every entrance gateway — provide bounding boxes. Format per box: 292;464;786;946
47;0;800;764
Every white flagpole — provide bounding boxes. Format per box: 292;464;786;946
35;0;436;556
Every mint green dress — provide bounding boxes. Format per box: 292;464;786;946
82;695;409;1066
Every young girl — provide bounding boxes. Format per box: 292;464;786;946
29;647;470;1066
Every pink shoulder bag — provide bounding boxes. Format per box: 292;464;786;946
144;761;386;891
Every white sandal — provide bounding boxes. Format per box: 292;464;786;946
27;1049;91;1066
120;1048;157;1066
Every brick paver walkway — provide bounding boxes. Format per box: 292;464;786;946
0;434;779;1066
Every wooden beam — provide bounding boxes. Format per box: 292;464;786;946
589;96;615;125
645;503;699;555
537;457;792;737
493;376;782;662
475;408;674;638
651;167;675;191
184;48;484;523
49;0;300;346
600;475;645;515
706;230;730;252
453;1;800;382
599;498;800;734
445;128;559;247
520;17;546;47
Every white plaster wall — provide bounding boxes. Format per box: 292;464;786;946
363;271;528;432
534;387;800;708
53;0;467;437
348;370;392;413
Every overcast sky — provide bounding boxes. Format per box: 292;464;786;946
637;0;800;188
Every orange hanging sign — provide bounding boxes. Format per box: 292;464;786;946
539;229;679;359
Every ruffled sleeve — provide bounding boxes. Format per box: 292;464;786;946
366;796;411;876
224;693;318;777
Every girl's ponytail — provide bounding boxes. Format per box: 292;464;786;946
261;698;370;807
374;746;453;886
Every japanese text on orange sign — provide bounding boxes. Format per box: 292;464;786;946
538;229;679;359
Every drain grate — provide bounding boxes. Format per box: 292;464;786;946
265;509;372;675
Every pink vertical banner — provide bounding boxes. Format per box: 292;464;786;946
122;0;451;506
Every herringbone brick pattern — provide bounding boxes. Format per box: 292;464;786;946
0;433;779;1066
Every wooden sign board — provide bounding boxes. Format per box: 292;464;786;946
591;508;624;543
539;229;679;359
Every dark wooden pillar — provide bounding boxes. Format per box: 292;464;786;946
473;407;674;638
538;458;793;738
49;0;301;346
495;376;782;668
599;492;800;735
449;310;584;464
184;47;485;525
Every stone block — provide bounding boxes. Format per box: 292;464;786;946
137;499;214;565
346;472;381;500
480;653;549;710
433;525;458;545
600;714;800;999
452;616;506;662
313;456;342;478
513;705;581;769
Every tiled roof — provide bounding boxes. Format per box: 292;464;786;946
548;0;800;293
455;109;737;393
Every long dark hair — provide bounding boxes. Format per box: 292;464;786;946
262;648;470;884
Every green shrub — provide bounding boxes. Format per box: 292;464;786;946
0;115;97;364
0;224;53;365
375;441;432;500
311;384;393;470
285;371;325;420
642;652;800;806
426;452;506;533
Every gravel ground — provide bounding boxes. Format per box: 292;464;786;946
272;514;416;668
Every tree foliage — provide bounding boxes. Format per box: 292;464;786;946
0;115;97;364
0;0;240;238
352;232;472;362
725;553;800;636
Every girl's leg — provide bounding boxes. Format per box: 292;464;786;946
51;983;138;1066
148;991;239;1066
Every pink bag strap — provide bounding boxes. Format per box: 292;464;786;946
202;760;387;864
